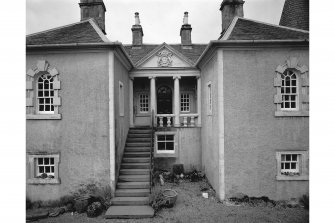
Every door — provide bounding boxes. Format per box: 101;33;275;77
157;85;172;114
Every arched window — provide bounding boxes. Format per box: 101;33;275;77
274;57;309;117
26;60;61;119
281;70;298;110
37;74;55;114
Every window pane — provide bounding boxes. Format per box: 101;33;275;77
38;83;43;89
285;163;290;169
285;102;290;108
39;166;44;173
38;91;43;97
39;105;44;111
51;105;54;111
44;82;49;89
50;158;54;164
286;87;290;93
38;158;43;165
292;154;297;161
292;80;296;86
165;135;174;141
281;163;284;169
158;142;165;150
291;95;296;101
291;102;296;108
45;166;50;173
50;91;54;96
50;83;53;89
45;105;50;111
284;95;289;101
281;155;285;161
157;135;165;141
292;88;296;93
51;166;54;173
46;98;50;104
44;158;49;165
291;163;296;169
166;142;174;150
286;155;291;161
45;91;49;96
39;98;44;104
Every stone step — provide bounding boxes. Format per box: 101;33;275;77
125;147;151;152
128;134;151;138
129;130;152;134
118;174;150;182
105;205;154;219
123;152;150;158
115;189;150;197
127;138;151;142
111;197;149;206
121;163;150;169
126;142;151;147
117;182;150;189
123;157;150;163
120;169;150;175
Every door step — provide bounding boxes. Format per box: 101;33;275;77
120;169;150;175
123;157;150;163
125;147;150;152
118;175;150;182
115;189;150;197
117;182;150;189
126;142;151;147
121;163;150;169
111;197;149;206
123;152;150;157
105;205;154;219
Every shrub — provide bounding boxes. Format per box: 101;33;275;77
172;164;184;175
299;194;309;210
26;198;32;210
87;202;103;218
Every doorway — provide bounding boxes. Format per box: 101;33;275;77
157;85;172;114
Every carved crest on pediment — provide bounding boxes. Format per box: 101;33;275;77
157;49;173;67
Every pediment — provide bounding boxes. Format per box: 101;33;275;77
136;43;194;68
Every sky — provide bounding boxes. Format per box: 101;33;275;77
26;0;285;44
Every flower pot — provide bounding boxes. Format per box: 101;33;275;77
162;189;178;207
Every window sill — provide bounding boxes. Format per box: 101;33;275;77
154;152;177;158
276;175;308;181
27;178;60;185
26;114;62;120
275;110;309;117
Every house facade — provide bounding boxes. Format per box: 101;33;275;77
26;0;309;204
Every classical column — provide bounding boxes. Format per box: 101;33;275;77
173;76;181;127
129;77;134;127
149;76;156;115
197;76;202;126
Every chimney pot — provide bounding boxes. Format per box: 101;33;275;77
180;12;192;47
132;12;144;47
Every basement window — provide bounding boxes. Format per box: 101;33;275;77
155;132;177;157
276;151;308;181
27;153;60;184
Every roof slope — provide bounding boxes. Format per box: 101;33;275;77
280;0;309;31
124;44;207;65
222;17;309;41
26;19;108;45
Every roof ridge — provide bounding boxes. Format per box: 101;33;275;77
27;19;94;37
238;17;309;34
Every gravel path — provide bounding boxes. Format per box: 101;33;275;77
31;181;308;223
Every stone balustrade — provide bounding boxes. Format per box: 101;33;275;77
156;113;199;127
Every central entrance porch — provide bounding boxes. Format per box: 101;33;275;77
129;72;202;128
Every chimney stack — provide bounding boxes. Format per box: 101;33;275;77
220;0;244;35
132;12;144;47
180;12;192;47
79;0;106;34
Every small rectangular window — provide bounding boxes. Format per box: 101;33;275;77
139;94;149;113
157;134;175;154
119;82;124;116
36;157;55;177
276;151;308;181
180;93;190;112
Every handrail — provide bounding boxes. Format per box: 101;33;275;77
149;109;155;194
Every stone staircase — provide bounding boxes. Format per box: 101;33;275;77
105;127;154;219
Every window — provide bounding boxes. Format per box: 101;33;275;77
180;93;190;112
207;82;212;115
119;81;124;116
274;57;309;117
157;134;175;153
281;70;298;110
26;60;61;120
27;153;60;184
155;132;177;157
37;74;55;114
139;94;149;113
276;151;308;181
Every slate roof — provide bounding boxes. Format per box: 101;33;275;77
26;19;107;45
124;44;207;65
280;0;309;31
223;17;309;40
